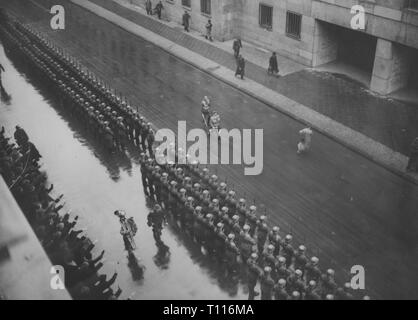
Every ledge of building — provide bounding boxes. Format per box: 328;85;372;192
0;177;71;300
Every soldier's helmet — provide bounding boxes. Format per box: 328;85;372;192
216;222;224;229
206;213;213;220
239;198;246;205
211;174;218;181
232;215;239;222
228;233;235;241
285;234;293;242
298;245;306;252
251;253;258;260
311;256;319;265
170;181;177;187
187;196;194;202
154;165;161;171
202;190;210;196
221;206;228;213
228;190;236;197
292;291;301;299
219;182;226;188
325;294;334;300
250;205;257;212
191;160;199;166
363;295;371;300
212;198;219;205
179;188;186;194
184;176;191;183
243;224;250;232
259;215;267;222
308;280;316;288
272;226;280;233
264;266;272;273
193;183;201;189
267;244;275;252
295;269;303;277
326;269;335;277
202;168;209;174
278;256;286;264
195;206;202;213
147;158;154;164
278;279;286;287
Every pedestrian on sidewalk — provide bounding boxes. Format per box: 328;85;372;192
297;127;313;154
235;55;245;80
145;0;153;15
154;1;163;20
267;52;279;77
233;38;242;59
182;10;190;32
406;137;418;173
205;19;213;41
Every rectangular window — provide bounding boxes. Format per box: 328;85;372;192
182;0;191;7
259;4;273;30
286;11;302;40
407;0;418;9
201;0;211;15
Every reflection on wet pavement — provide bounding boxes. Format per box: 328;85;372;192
0;43;246;299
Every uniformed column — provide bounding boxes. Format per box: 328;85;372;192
370;38;411;94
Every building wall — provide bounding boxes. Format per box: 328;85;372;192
131;0;418;92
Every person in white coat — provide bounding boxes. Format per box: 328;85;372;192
297;127;313;154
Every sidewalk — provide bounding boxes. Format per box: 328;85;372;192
71;0;418;183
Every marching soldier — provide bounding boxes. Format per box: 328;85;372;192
246;253;262;300
305;280;321;300
260;266;275;300
305;256;321;282
225;233;240;278
268;226;282;257
282;234;294;268
293;245;308;274
274;279;290;300
321;269;338;297
256;214;269;253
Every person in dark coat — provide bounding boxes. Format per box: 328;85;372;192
182;11;190;32
235;55;245;80
155;1;163;20
145;0;152;15
205;19;213;41
232;38;242;59
268;52;279;76
406;137;418;173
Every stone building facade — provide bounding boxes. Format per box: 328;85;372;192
134;0;418;94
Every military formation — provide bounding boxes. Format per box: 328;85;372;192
0;12;156;156
0;126;121;300
0;10;371;300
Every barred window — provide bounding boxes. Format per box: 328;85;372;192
201;0;211;15
286;11;302;40
182;0;191;7
259;4;273;30
407;0;418;9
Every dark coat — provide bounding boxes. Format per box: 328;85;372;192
182;13;190;26
233;39;242;51
269;55;278;72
